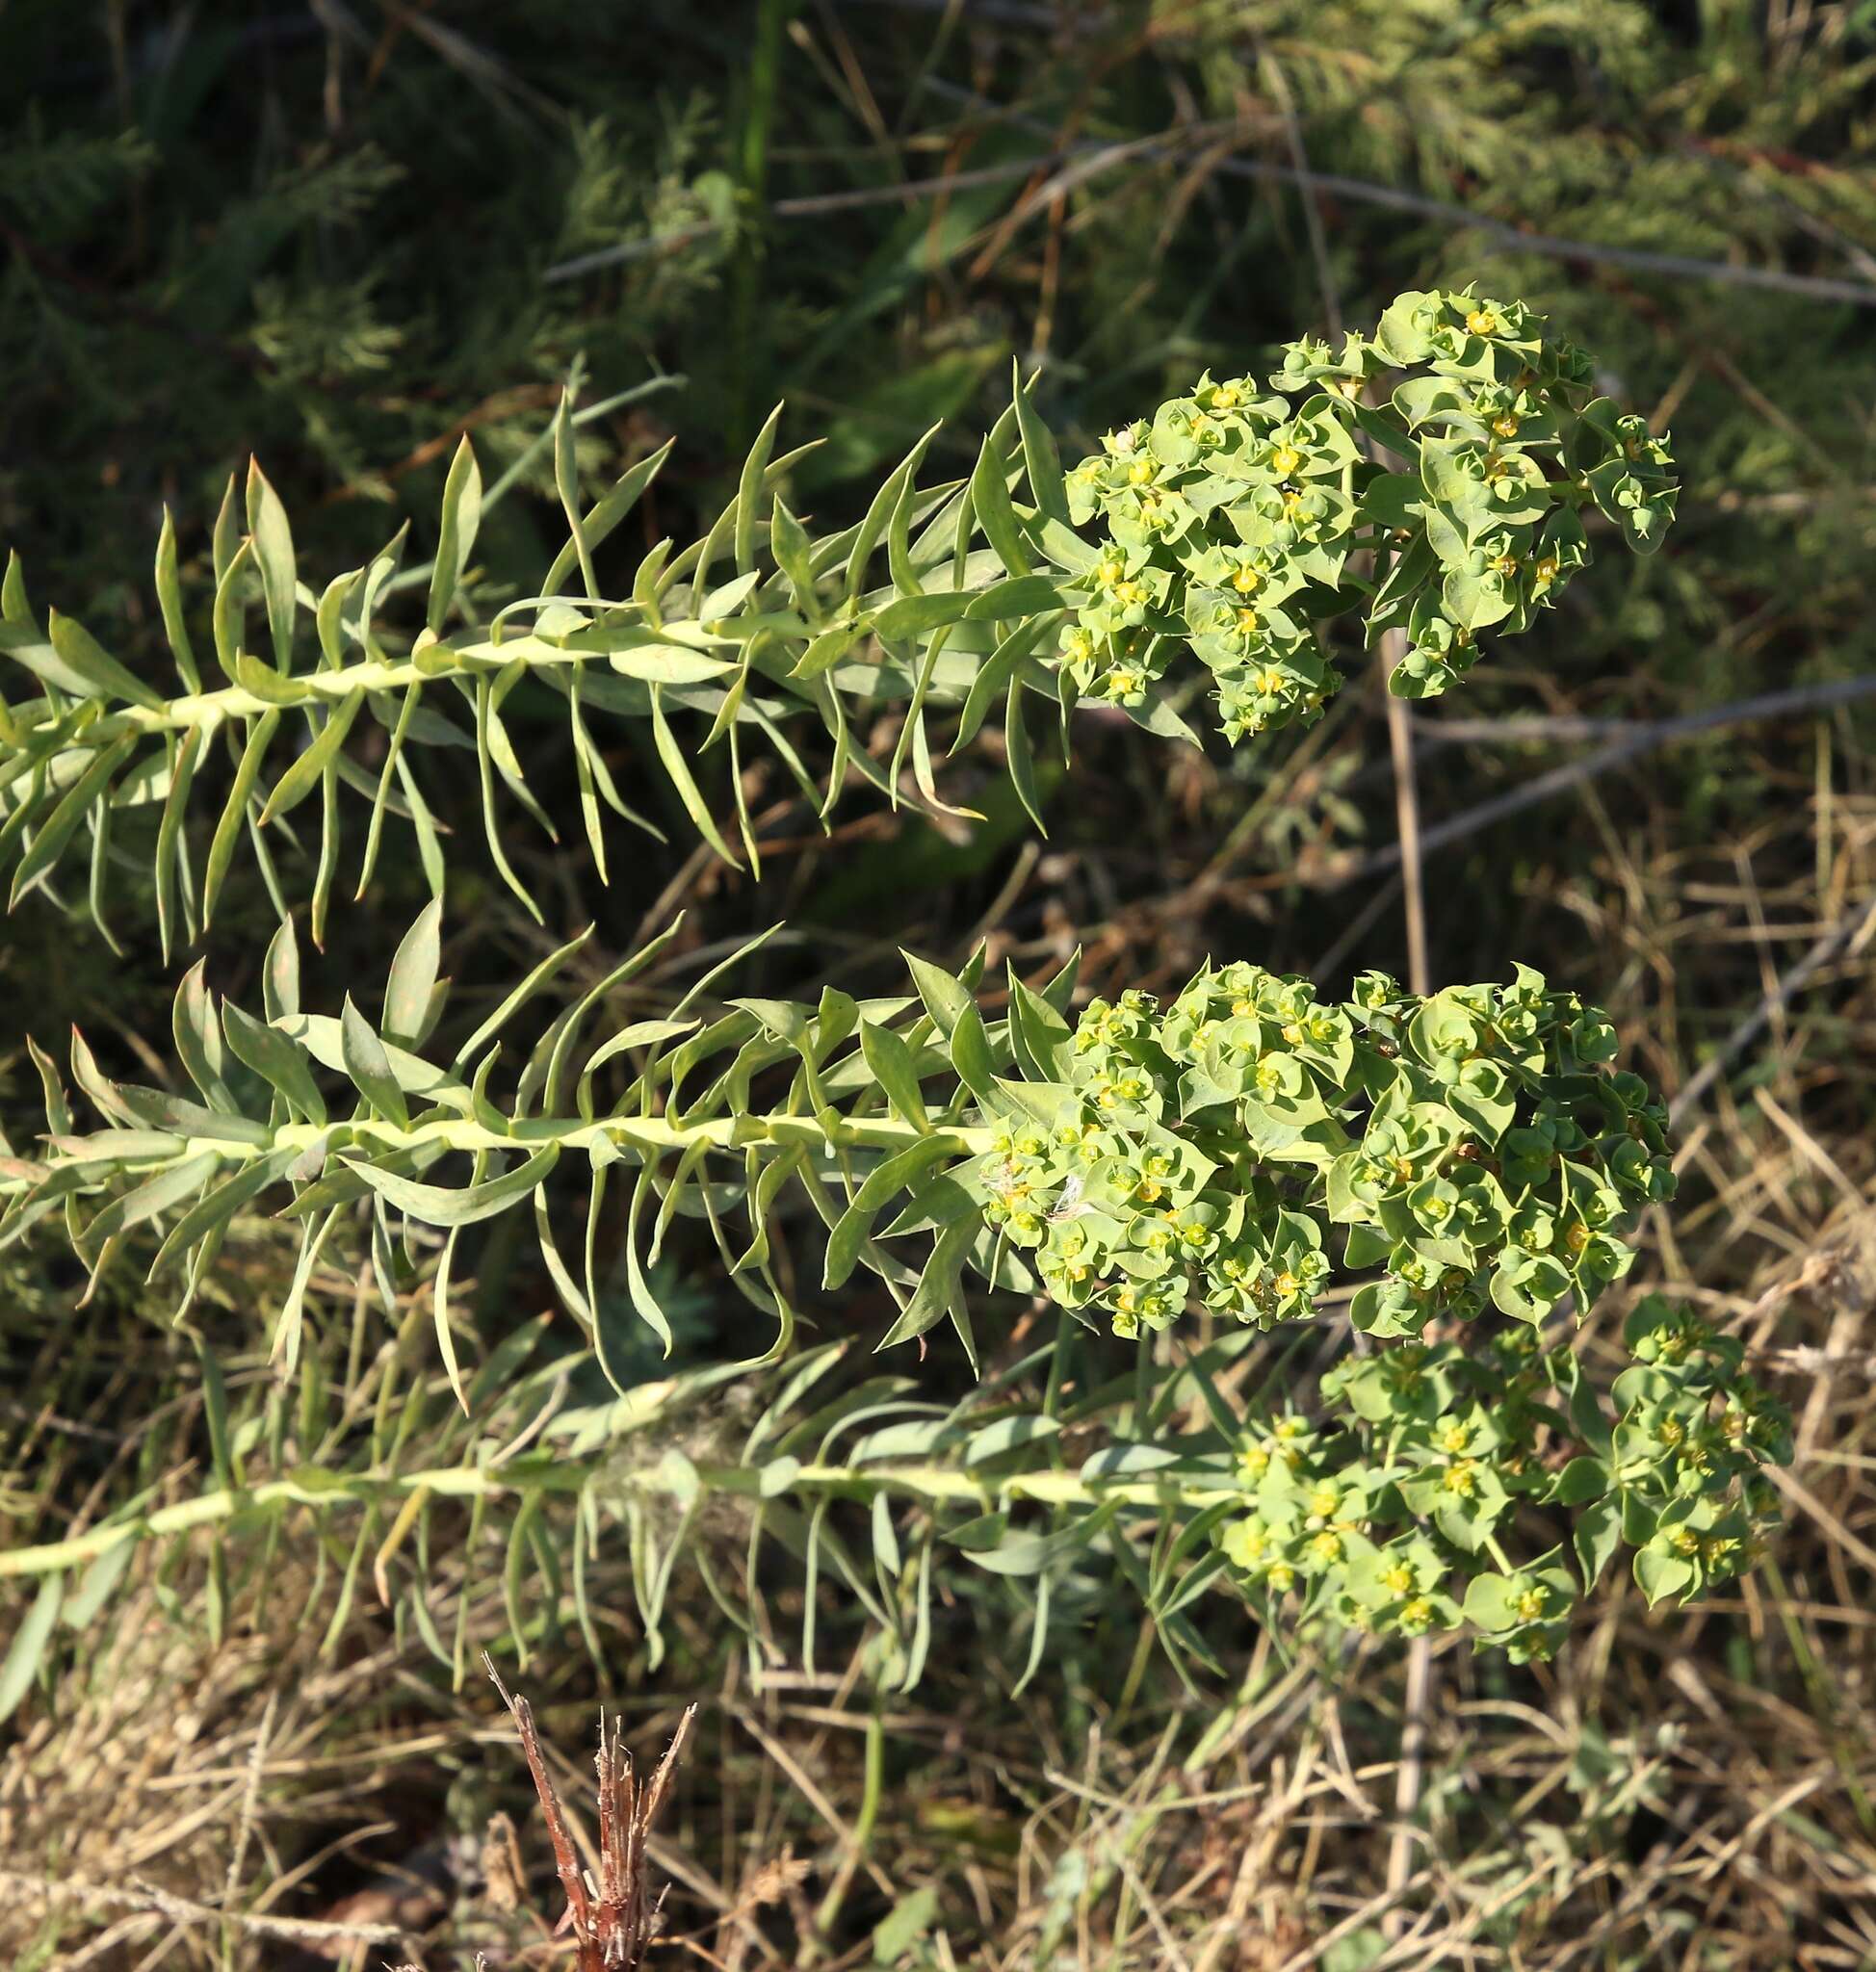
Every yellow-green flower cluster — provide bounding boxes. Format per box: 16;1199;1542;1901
977;961;1675;1341
1330;966;1676;1336
1215;1309;1786;1659
1053;288;1679;740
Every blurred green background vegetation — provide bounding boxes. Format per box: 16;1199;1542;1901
4;3;1876;1966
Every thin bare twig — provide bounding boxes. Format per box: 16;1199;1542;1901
486;1660;597;1952
1384;653;1429;1000
920;80;1876;307
221;1688;277;1918
1344;676;1876;884
1411;674;1876;750
0;1866;406;1948
1668;894;1876;1125
1275;50;1439;1915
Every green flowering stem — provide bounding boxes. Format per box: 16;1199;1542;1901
1;287;1678;949
1;906;1682;1375
0;1305;1790;1667
0;1456;1243;1582
0;1113;991;1197
51;610;840;746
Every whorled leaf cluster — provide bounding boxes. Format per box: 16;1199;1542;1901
1056;287;1679;737
0;289;1675;953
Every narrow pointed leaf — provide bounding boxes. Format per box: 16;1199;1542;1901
339;998;410;1128
428;435;483;631
246;460;298;668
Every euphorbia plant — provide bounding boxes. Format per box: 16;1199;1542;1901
0;913;1786;1664
0;290;1779;1681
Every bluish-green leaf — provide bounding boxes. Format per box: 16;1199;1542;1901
348;1145;561;1229
339;997;410;1128
824;1136;963;1290
246;460;298;668
428;435;483;630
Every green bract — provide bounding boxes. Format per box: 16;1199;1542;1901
1217;1304;1786;1661
0;289;1675;952
1058;287;1679;736
984;959;1673;1340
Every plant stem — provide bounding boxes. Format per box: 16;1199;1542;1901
807;1705;884;1957
0;1456;1246;1581
8;1115;995;1196
9;617;760;750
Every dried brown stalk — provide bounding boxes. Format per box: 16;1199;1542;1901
483;1654;697;1970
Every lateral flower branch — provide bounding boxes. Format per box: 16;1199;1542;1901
0;289;1676;948
4;905;1676;1375
0;1310;1786;1671
0;895;1786;1661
